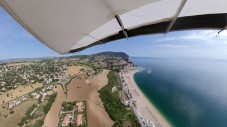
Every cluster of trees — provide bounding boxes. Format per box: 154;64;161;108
18;104;37;126
99;71;140;127
33;120;44;127
65;78;73;88
126;114;141;127
99;88;127;120
62;101;75;111
9;110;14;114
43;93;57;115
107;71;120;86
99;71;128;120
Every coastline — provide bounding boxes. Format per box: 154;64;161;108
123;69;171;127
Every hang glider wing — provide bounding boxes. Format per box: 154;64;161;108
0;0;227;54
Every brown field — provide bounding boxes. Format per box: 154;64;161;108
89;69;110;91
67;76;103;107
46;90;54;95
67;70;114;127
87;99;114;127
123;121;132;127
6;62;34;67
43;84;64;127
0;83;43;105
0;99;38;127
67;66;90;77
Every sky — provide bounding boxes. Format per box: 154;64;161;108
1;8;227;60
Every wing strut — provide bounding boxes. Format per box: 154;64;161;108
216;25;227;37
115;15;129;39
165;0;187;35
87;34;104;44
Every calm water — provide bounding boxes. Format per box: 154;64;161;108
132;58;227;127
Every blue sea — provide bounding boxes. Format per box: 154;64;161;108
132;58;227;127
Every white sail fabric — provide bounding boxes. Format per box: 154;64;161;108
0;0;227;54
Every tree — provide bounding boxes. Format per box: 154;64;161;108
9;110;14;114
33;120;44;127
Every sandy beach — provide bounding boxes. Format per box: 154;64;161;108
123;69;171;127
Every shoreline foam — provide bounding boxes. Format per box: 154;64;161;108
124;69;171;127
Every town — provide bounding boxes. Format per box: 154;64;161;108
0;52;141;127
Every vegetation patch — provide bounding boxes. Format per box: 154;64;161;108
58;101;87;127
17;104;37;126
43;93;57;115
62;101;75;111
99;71;140;127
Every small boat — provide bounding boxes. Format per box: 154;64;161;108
146;68;152;74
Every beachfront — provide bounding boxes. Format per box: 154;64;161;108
120;67;171;127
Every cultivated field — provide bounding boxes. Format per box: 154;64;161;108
46;90;54;95
87;99;114;127
43;85;64;127
89;69;109;91
67;76;103;107
66;70;114;127
67;66;90;77
0;83;43;105
0;99;38;127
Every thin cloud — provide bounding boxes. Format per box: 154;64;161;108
157;30;227;45
159;44;188;48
